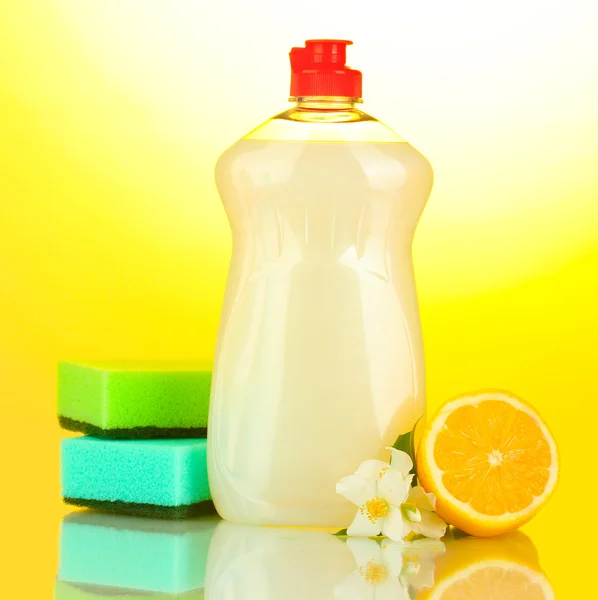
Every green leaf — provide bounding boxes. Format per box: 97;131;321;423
392;429;413;456
331;528;348;537
392;419;421;486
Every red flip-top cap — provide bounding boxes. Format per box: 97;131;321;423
289;39;362;99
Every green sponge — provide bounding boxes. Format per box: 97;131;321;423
61;437;214;518
57;512;218;596
58;361;211;439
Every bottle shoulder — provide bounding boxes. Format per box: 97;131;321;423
216;105;432;185
241;106;407;144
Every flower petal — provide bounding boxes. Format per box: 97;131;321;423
337;474;377;507
356;460;391;480
347;507;384;537
387;448;413;476
381;506;410;542
410;511;447;540
378;466;411;507
380;539;404;578
373;577;410;600
334;571;375;600
407;486;437;512
346;537;382;569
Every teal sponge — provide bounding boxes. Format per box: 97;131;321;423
57;512;218;595
61;437;213;518
58;361;211;439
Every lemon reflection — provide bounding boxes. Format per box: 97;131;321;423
55;512;219;599
417;530;554;600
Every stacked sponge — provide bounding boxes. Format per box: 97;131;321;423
59;361;214;518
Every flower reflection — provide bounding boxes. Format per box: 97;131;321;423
335;538;410;600
335;537;445;600
400;538;446;591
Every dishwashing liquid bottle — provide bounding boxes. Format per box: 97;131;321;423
209;39;433;527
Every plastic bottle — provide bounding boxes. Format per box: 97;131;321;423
209;40;433;527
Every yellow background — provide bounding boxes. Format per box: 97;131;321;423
1;1;597;596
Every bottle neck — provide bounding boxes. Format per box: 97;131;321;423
292;96;360;111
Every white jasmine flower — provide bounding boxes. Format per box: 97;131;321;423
336;448;414;541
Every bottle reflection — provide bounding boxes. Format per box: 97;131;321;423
55;512;220;598
205;522;355;599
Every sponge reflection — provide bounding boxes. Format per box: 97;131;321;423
56;512;219;598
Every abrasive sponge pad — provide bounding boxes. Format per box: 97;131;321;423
58;361;211;439
61;436;213;518
57;512;218;595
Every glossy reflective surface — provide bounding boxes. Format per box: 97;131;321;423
51;513;556;600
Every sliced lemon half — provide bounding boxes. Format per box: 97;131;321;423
417;391;558;536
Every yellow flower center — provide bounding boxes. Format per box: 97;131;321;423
359;560;388;586
363;497;390;522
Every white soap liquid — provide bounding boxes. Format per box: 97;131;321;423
209;139;432;527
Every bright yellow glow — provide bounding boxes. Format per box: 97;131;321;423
0;2;597;596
